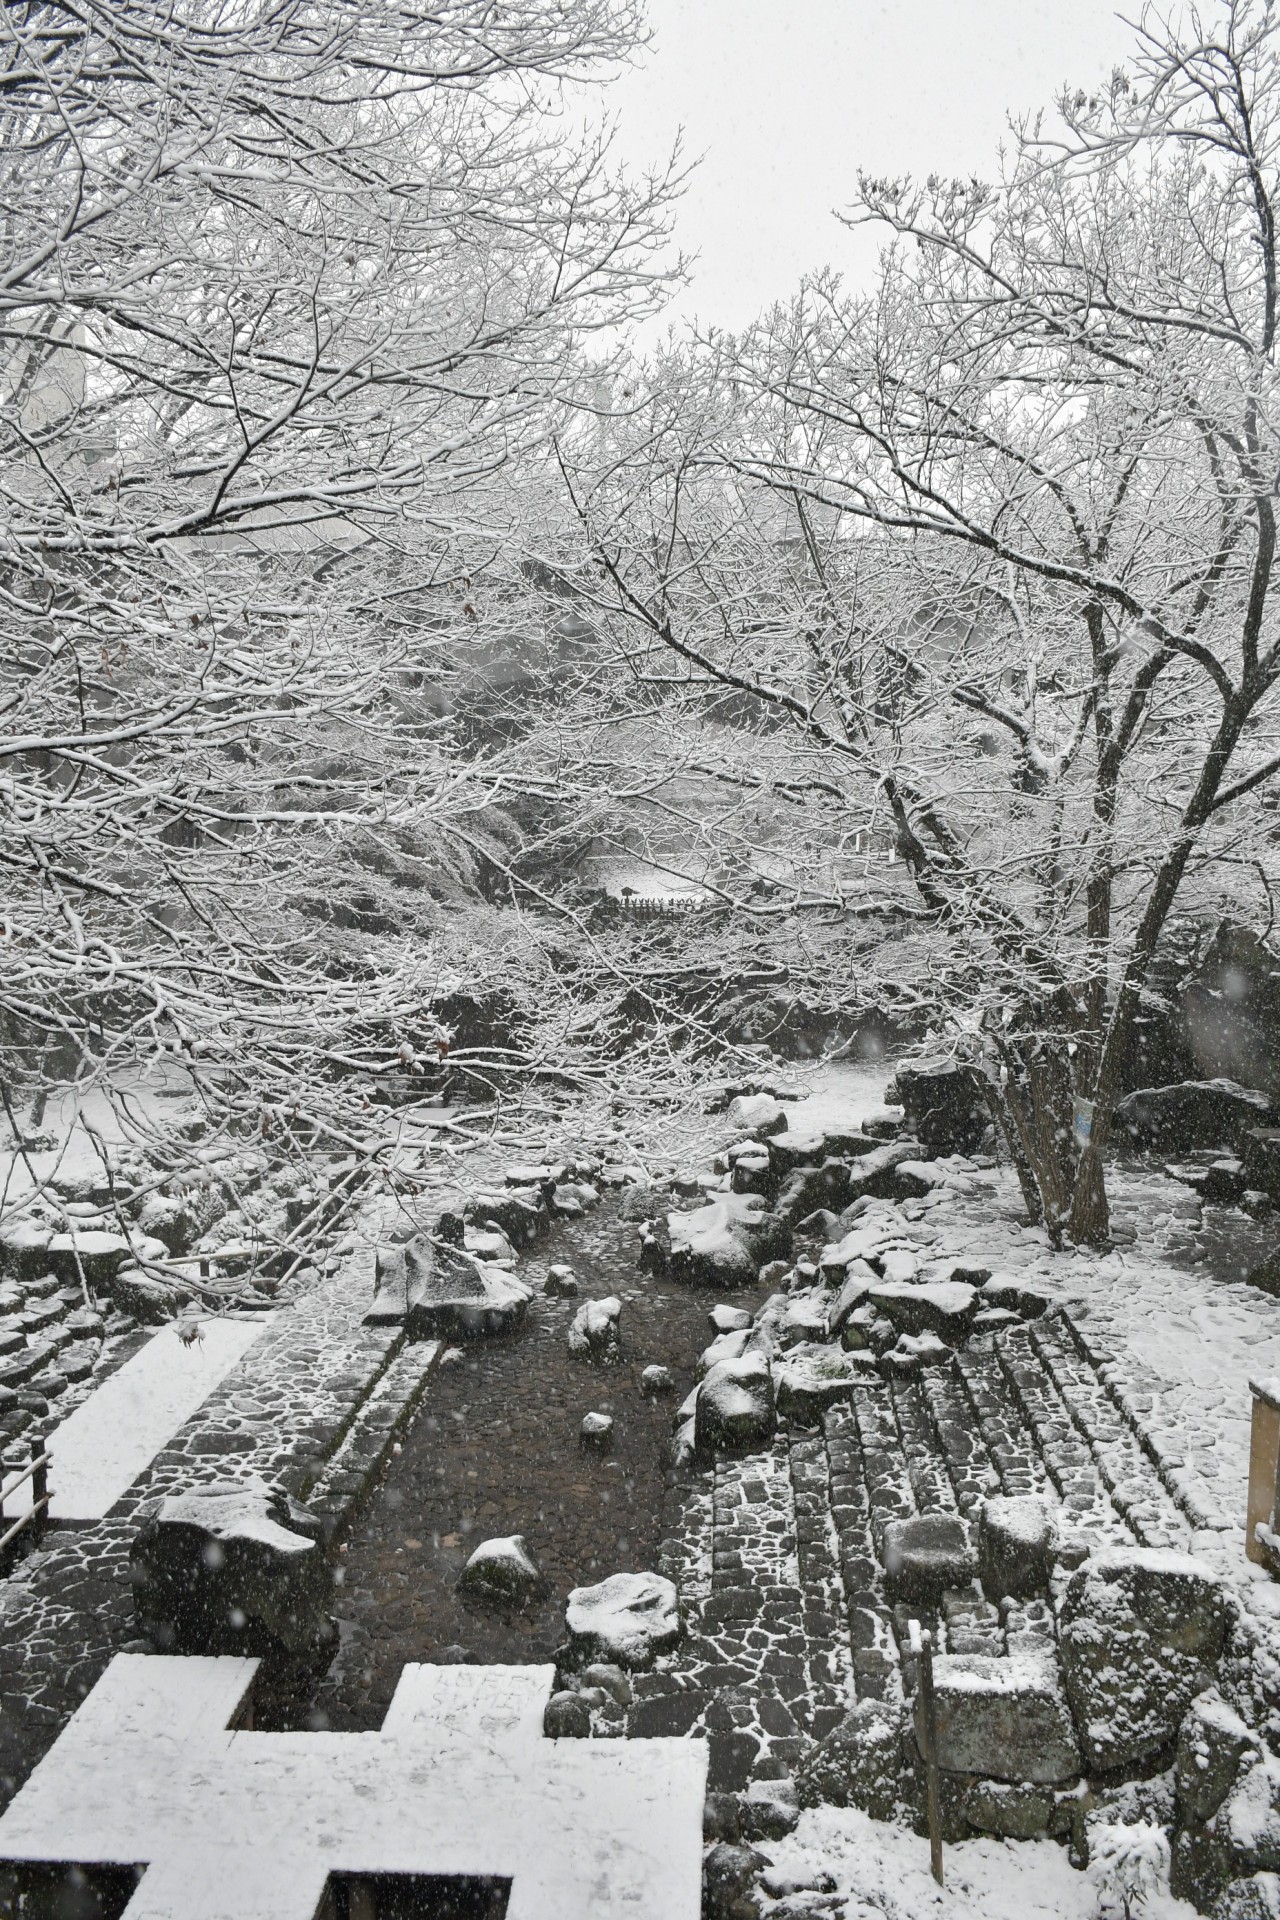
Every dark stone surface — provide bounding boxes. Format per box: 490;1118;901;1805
130;1479;336;1674
892;1061;988;1156
1059;1547;1227;1771
882;1514;976;1606
1116;1078;1272;1154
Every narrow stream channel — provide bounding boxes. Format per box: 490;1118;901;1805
297;1192;765;1730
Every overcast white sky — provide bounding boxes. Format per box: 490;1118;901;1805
600;0;1140;340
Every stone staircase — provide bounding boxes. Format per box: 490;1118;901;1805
635;1307;1193;1788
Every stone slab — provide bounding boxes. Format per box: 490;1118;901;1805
0;1654;707;1920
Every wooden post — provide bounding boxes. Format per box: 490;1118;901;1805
1248;1379;1280;1566
910;1619;944;1887
31;1433;49;1538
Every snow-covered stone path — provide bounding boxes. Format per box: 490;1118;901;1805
6;1318;267;1521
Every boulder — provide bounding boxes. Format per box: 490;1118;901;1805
106;1265;180;1324
1209;1876;1280;1920
826;1264;879;1337
710;1305;753;1335
881;1330;951;1376
796;1697;905;1818
368;1233;531;1338
639;1364;675;1395
774;1159;853;1223
464;1189;546;1246
1178;1690;1262;1826
694;1353;775;1455
1116;1079;1272;1154
661;1194;790;1287
726;1093;789;1138
697;1329;752;1377
774;1343;878;1424
702;1843;767;1920
131;1479;335;1672
882;1514;976;1606
1059;1547;1227;1771
582;1661;632;1705
867;1280;976;1343
543;1691;591;1738
844;1140;931;1203
47;1228;133;1291
0;1218;53;1281
894;1061;989;1157
1244;1131;1280;1203
776;1290;833;1348
137;1192;197;1256
579;1411;614;1453
768;1128;877;1175
543;1264;579;1298
457;1534;548;1608
568;1295;623;1364
961;1779;1060;1840
564;1569;681;1667
738;1776;799;1840
921;1652;1081;1784
1177;1758;1280;1908
978;1496;1054;1600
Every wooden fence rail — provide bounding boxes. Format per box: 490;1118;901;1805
0;1436;51;1556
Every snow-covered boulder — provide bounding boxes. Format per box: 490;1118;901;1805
651;1192;790;1287
696;1328;751;1377
640;1364;675;1396
978;1496;1055;1600
738;1776;799;1839
710;1305;752;1334
131;1479;335;1673
47;1228;133;1291
543;1264;579;1298
368;1232;530;1337
1059;1547;1227;1771
868;1279;976;1342
464;1188;547;1245
457;1534;548;1608
694;1352;775;1455
825;1263;879;1337
107;1264;181;1324
565;1569;681;1666
579;1411;614;1453
568;1295;622;1364
923;1652;1081;1784
726;1093;789;1138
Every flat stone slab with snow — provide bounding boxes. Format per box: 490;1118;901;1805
0;1654;707;1920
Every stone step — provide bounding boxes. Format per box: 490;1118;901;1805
1026;1316;1190;1550
953;1342;1057;1501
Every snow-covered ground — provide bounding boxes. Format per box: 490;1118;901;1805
761;1806;1197;1920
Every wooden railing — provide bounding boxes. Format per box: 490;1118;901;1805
0;1436;51;1556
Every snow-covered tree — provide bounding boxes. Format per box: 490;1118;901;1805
552;0;1280;1245
0;0;676;1202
